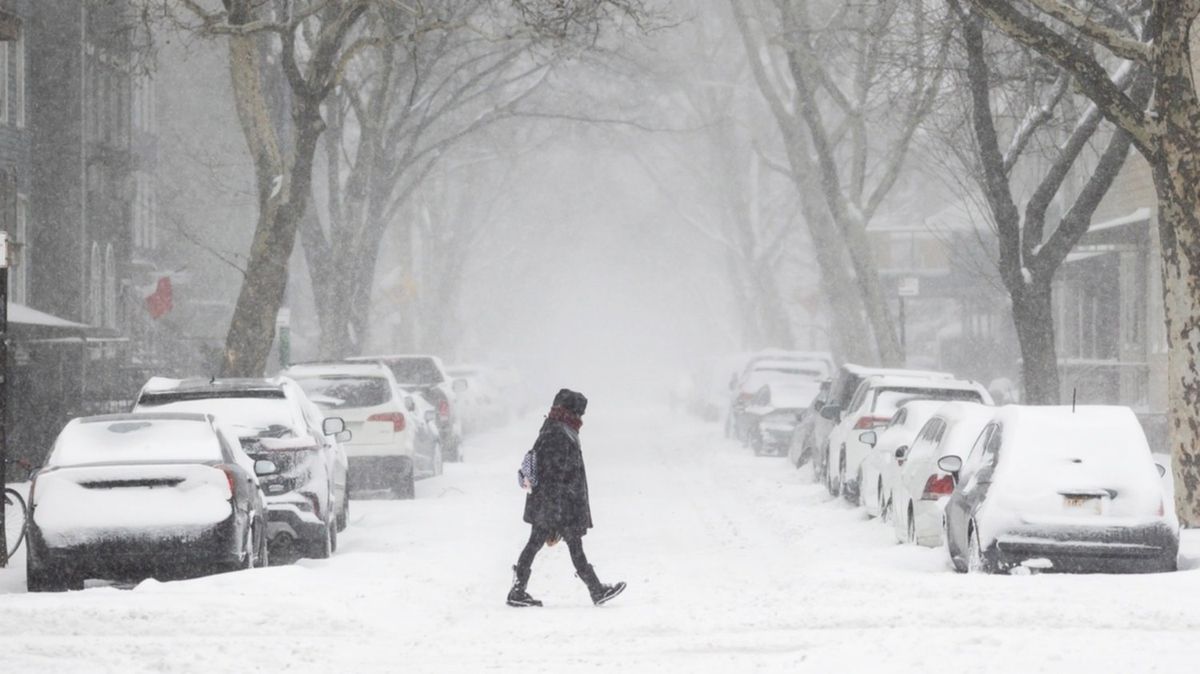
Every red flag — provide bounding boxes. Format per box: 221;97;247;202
146;276;173;319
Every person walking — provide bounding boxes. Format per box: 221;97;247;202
507;388;625;607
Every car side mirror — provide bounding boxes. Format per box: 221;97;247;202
895;445;909;460
336;430;353;443
1156;463;1167;478
937;455;963;480
404;396;417;413
819;405;841;421
254;459;278;477
859;430;877;447
323;417;346;435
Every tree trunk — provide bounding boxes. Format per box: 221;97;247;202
1009;279;1060;405
222;84;325;376
1151;152;1200;527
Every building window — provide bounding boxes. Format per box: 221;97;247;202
13;28;22;129
104;243;116;328
12;193;26;304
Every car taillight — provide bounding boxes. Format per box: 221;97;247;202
219;465;237;498
854;416;890;430
438;399;450;419
367;412;407;432
921;474;955;500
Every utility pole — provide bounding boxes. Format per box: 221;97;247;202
0;230;10;567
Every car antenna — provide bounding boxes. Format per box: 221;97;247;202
1072;387;1077;413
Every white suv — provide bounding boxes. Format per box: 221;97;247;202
823;375;993;503
283;362;440;499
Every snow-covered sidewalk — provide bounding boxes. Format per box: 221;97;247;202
2;407;1200;672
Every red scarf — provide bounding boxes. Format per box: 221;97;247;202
547;405;583;432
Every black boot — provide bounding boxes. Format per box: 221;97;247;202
506;565;542;607
577;564;626;606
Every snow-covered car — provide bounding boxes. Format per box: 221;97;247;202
283;362;441;499
810;364;956;484
133;377;350;559
787;380;831;469
742;382;821;456
447;364;509;434
822;374;992;501
941;405;1179;574
857;400;946;519
737;349;836;382
887;402;993;545
348;355;465;461
728;361;827;442
25;413;274;591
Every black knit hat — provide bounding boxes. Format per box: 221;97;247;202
552;388;588;416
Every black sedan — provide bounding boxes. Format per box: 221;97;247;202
25;413;274;591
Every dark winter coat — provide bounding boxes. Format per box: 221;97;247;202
523;418;593;537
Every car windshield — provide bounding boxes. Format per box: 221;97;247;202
50;419;222;467
385;359;444;385
294;376;392;409
871;388;982;417
137;396;299;439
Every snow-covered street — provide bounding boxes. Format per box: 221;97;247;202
2;407;1200;673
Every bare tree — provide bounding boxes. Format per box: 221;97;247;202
965;0;1200;525
303;1;555;358
939;3;1151;404
731;0;952;365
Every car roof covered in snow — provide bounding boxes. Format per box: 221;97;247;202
139;376;289;397
78;411;216;425
841;363;955;379
763;382;822;409
864;374;988;393
348;354;446;367
281;362;394;380
925;401;995;457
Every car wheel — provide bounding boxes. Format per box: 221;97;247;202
875;481;885;519
834;453;846;498
967;526;994;574
255;518;270;568
307;521;334;560
337;489;349;532
393;470;416;500
329;517;339;553
27;561;72;593
906;505;916;545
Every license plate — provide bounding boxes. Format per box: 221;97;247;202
1063;495;1102;515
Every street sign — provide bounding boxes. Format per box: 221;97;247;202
898;276;919;297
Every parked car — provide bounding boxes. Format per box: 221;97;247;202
728;361;827;442
348;355;465;461
133;377;350;559
822;375;992;501
25;413;274;591
941;405;1178;574
447;364;509;434
787;380;831;469
857;400;947;519
737;349;836;382
283;362;442;499
742;382;821;456
809;364;956;484
887;402;993;545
